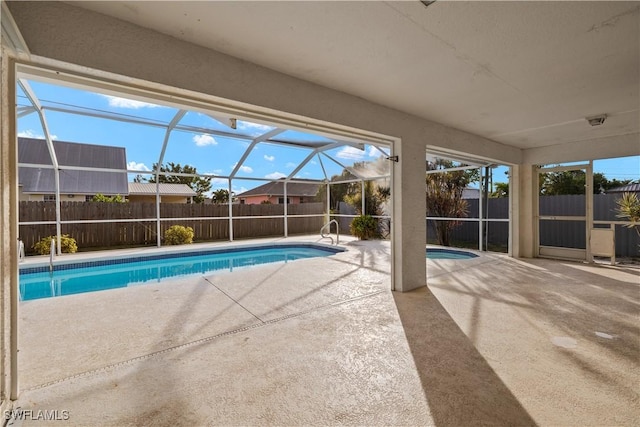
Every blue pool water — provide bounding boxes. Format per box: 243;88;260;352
19;244;342;301
426;248;478;260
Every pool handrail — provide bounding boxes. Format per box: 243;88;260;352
320;219;339;245
49;238;55;272
18;239;25;263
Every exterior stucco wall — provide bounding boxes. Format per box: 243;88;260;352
523;133;640;165
19;193;80;202
127;195;190;204
241;195;302;205
1;43;18;405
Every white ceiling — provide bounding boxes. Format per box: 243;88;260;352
69;1;640;151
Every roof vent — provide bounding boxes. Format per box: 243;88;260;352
586;114;607;126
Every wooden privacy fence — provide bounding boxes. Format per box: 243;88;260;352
19;201;326;253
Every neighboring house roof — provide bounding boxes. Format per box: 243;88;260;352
128;183;196;196
237;180;320;198
607;183;640;193
462;188;480;199
18;137;128;195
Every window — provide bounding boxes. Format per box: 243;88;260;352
43;194;56;202
278;197;291;204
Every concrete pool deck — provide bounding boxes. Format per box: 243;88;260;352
13;236;640;426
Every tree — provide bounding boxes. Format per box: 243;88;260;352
317;159;390;212
91;193;126;203
342;180;390;239
426;159;477;246
616;192;640;238
491;182;509;198
539;170;586;195
146;162;211;203
211;189;230;205
343;181;389;217
316;168;358;211
540;170;632;195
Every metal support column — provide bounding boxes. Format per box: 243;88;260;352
228;178;233;241
19;80;62;254
155;110;186;247
478;166;484;251
283;181;288;237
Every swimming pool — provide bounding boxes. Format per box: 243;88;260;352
426;248;478;260
19;244;343;301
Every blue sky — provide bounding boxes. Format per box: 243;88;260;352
17;80;390;195
17;80;639;195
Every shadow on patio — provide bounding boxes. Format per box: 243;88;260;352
393;287;537;426
422;254;640;426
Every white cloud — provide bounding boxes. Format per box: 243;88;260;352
285;162;297;168
204;169;224;176
193;134;218;147
264;155;275;162
368;146;389;158
127;161;150;171
210;178;229;189
233;186;248;195
18;129;58;140
236;121;274;134
336;146;366;160
265;172;286;179
101;95;162;109
232;163;253;174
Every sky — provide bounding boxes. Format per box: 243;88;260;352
17;80;639;196
17;80;390;196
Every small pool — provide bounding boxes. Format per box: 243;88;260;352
19;244;343;301
426;248;478;260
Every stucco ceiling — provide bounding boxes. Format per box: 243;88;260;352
64;1;640;151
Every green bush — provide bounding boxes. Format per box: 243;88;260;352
164;225;194;245
350;215;378;240
91;193;127;203
32;234;78;255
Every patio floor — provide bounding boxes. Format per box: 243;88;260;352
14;236;640;426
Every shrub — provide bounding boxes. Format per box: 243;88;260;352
91;193;126;203
350;215;378;240
32;234;78;255
164;225;194;245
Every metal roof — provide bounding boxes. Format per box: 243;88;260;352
18;137;128;195
237;180;320;198
128;183;196;196
608;183;640;193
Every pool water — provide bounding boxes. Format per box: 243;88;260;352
19;245;341;301
426;248;478;260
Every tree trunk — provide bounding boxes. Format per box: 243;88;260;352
436;221;450;246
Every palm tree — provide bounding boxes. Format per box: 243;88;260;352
616;192;640;238
211;189;230;205
426;159;476;246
